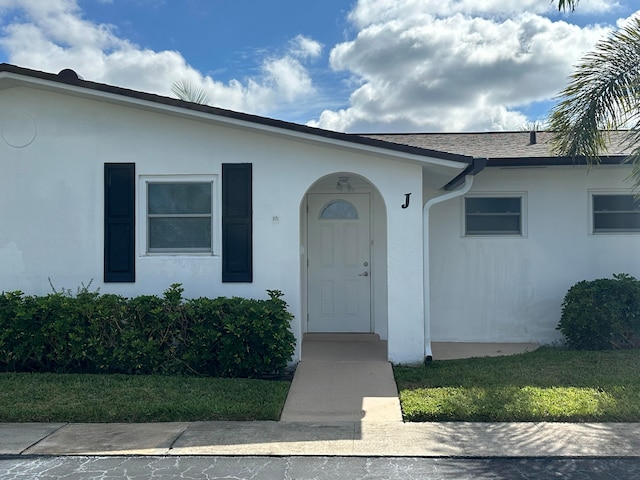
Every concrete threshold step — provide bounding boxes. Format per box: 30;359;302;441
303;333;381;342
301;337;387;362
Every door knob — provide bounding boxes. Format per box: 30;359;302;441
359;272;369;277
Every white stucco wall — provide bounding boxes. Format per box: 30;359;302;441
9;81;632;361
0;84;431;363
429;165;640;344
383;169;425;363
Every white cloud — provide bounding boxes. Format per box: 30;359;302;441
310;0;617;132
289;35;323;59
0;0;318;115
0;0;633;133
263;57;314;102
0;0;77;16
347;0;619;27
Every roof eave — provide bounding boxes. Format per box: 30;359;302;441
486;156;629;167
444;157;488;191
0;63;472;173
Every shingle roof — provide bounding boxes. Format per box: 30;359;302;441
359;131;631;166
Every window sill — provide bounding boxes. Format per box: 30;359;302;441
463;234;525;239
141;252;218;257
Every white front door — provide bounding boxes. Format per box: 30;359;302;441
307;193;371;332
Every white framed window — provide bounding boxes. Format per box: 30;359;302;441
140;175;217;254
464;194;526;236
591;192;640;234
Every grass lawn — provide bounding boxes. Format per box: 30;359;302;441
394;348;640;422
0;373;290;423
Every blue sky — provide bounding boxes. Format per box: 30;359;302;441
77;1;350;78
0;0;638;132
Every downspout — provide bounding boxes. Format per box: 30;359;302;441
423;158;487;363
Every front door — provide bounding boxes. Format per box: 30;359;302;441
307;193;371;332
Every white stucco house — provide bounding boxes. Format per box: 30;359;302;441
1;64;639;364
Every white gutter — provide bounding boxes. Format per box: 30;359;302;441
423;174;475;362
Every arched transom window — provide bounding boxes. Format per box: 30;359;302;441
320;200;359;220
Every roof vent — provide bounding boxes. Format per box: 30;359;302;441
529;131;537;145
57;68;83;81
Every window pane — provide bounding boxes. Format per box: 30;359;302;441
465;197;520;214
466;215;521;234
592;195;640;233
149;217;212;250
593;195;640;212
594;213;640;232
148;183;211;214
465;197;522;235
320;200;359;219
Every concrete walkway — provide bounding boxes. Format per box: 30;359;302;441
280;334;402;423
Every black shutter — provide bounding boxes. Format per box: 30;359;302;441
222;163;252;282
104;163;135;282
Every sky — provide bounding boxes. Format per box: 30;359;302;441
0;0;638;133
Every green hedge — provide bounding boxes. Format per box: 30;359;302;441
558;274;640;350
0;284;295;378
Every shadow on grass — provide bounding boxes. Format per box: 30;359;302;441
395;348;640;422
400;385;622;422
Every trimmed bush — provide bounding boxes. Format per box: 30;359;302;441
558;274;640;350
0;284;295;378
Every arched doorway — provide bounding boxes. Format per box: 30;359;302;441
300;173;388;337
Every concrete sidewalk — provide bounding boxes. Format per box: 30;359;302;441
2;421;640;457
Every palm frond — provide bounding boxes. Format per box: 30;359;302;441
556;0;579;12
549;16;640;170
171;79;212;105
